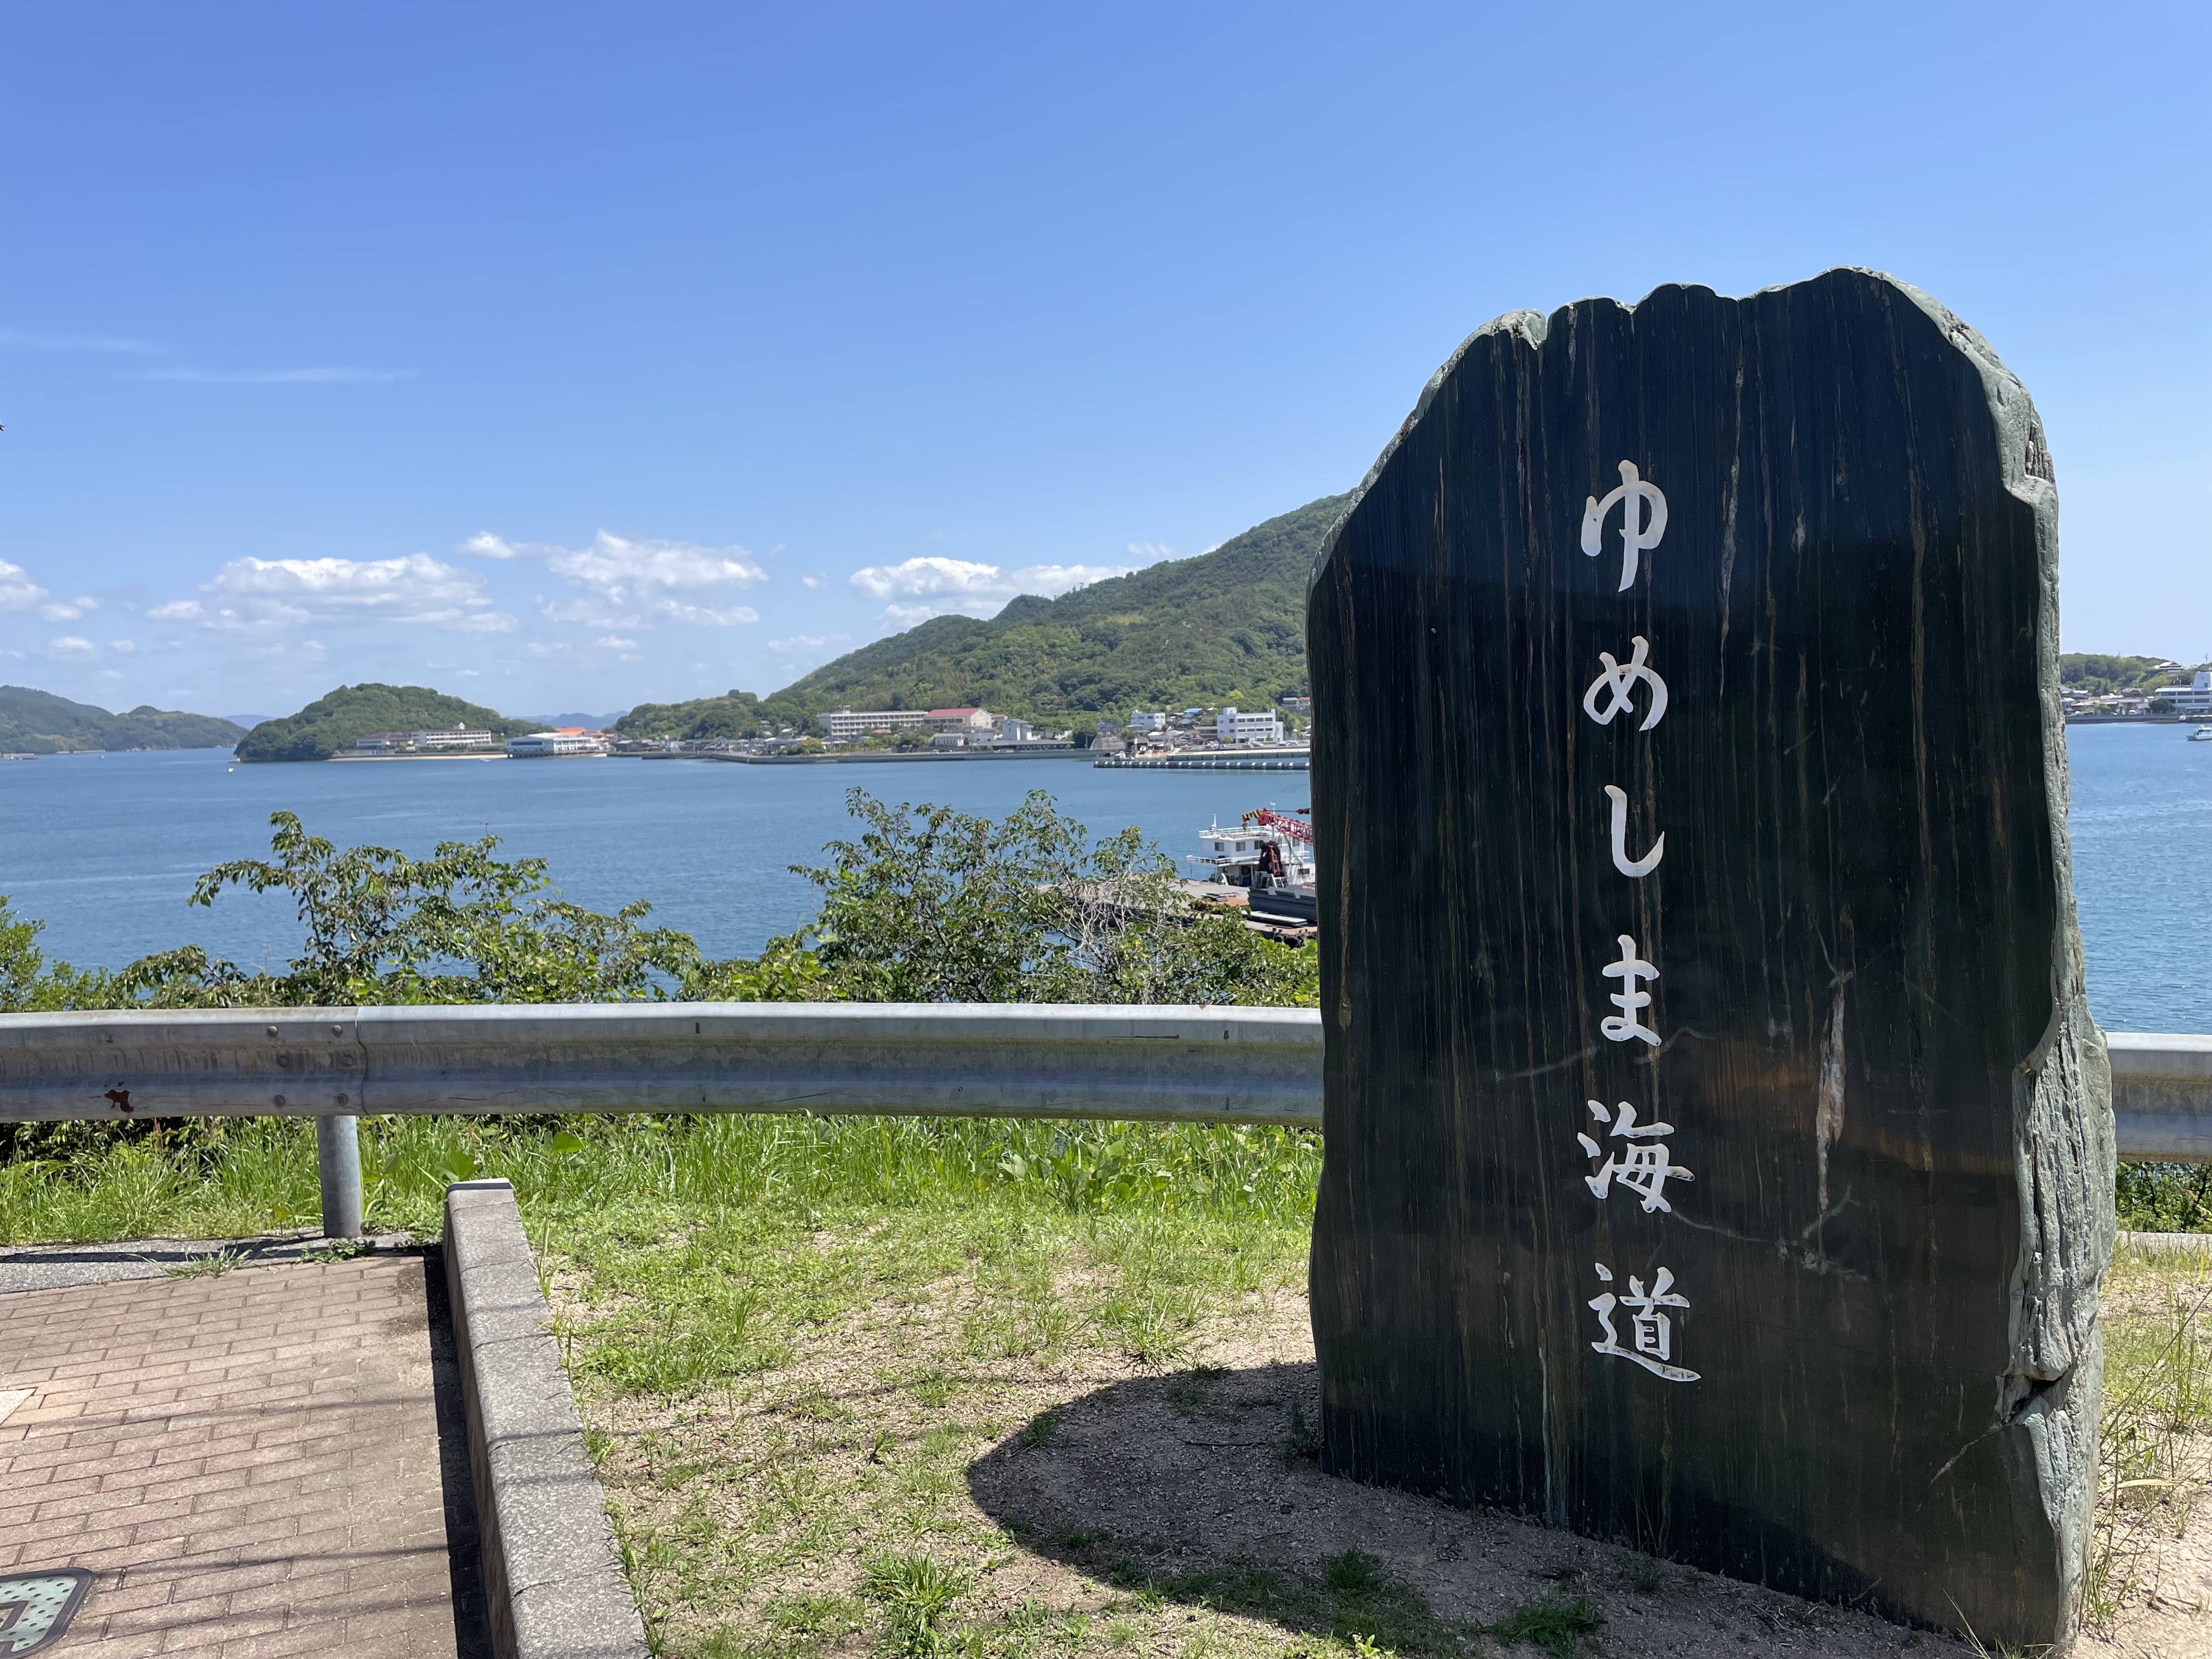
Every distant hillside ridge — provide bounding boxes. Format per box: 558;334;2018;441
611;691;763;742
614;495;1347;740
768;494;1345;726
235;684;546;762
0;687;245;754
2058;653;2202;695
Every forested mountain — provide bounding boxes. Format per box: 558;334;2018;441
236;684;545;762
0;687;245;753
777;494;1342;725
616;495;1345;739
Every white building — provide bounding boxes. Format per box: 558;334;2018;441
822;708;933;741
507;732;605;758
417;725;497;749
927;707;995;733
356;727;498;754
1127;710;1166;733
2160;670;2212;718
1216;707;1286;746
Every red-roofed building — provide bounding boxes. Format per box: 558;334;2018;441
927;708;995;733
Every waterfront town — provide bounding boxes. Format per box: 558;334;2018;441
342;696;1311;761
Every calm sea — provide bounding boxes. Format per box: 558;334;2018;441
0;727;2201;1033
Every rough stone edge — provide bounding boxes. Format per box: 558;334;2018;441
1307;269;2117;1639
1882;275;2117;1640
445;1178;651;1659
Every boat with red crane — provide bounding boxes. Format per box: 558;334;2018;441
1189;807;1318;926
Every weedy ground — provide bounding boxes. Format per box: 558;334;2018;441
3;1119;2208;1656
2083;1240;2212;1654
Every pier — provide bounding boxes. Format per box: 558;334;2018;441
1093;749;1310;772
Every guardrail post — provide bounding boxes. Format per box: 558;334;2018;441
315;1114;363;1237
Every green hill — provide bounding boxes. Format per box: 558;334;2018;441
2057;654;2194;695
235;684;545;762
0;687;245;753
612;690;763;743
613;495;1346;740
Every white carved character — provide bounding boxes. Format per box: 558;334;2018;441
1599;933;1661;1046
1582;635;1668;730
1603;784;1665;878
1589;1261;1700;1382
1580;460;1668;592
1578;1099;1694;1214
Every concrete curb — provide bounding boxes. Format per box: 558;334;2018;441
445;1178;650;1659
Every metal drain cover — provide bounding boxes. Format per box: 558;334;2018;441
0;1571;93;1655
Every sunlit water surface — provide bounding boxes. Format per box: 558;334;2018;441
0;726;2199;1032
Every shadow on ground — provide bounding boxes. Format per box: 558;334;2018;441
966;1358;1968;1658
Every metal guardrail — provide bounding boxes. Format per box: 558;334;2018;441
0;1006;2205;1233
0;1003;1325;1125
2109;1031;2212;1163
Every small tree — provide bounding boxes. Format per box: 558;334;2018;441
115;811;702;1007
782;789;1314;1006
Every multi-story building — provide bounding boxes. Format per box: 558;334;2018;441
1127;710;1166;733
507;730;607;758
2159;670;2212;718
1216;707;1286;746
927;707;995;733
822;708;933;741
355;727;498;754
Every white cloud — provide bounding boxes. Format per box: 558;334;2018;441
769;633;852;656
48;636;95;658
800;573;827;590
849;557;1007;601
0;560;49;611
204;552;516;633
467;529;765;627
596;635;639;649
1126;541;1176;561
849;556;1136;612
0;327;161;354
109;639;136;653
40;596;97;620
131;366;411;385
149;600;205;620
877;600;1003;629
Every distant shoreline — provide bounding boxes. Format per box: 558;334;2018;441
691;748;1097;766
320;752;514;763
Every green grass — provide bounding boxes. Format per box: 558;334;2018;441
7;1115;2206;1656
0;1111;1324;1246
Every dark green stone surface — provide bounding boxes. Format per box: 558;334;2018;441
1306;270;2113;1644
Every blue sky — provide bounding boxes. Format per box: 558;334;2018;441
1;0;2205;719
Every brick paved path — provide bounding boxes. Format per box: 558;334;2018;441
0;1253;487;1658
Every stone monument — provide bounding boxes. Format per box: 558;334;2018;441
1306;269;2113;1645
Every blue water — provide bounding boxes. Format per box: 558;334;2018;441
0;751;1307;978
0;729;2200;1032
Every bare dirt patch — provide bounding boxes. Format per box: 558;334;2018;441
552;1212;2211;1658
